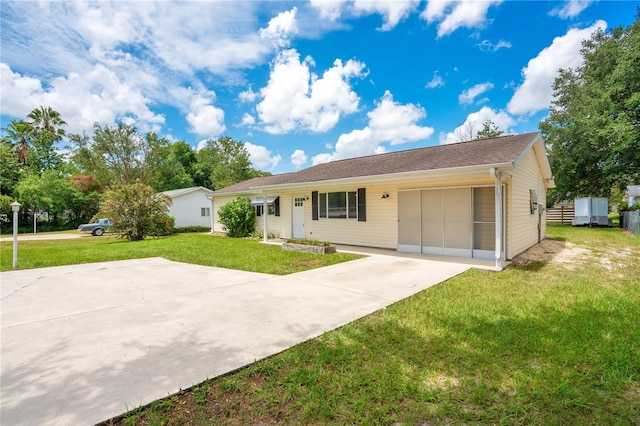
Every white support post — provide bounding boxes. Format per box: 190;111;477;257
262;192;268;243
209;196;215;233
491;168;503;270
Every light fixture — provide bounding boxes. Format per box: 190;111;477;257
381;193;390;199
11;201;21;269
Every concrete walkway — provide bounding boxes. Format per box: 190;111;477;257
1;254;470;425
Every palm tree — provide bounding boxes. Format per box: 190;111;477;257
26;106;67;171
2;119;32;164
27;106;67;142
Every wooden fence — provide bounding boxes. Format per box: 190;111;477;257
546;206;575;224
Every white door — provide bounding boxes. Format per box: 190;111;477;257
292;196;305;239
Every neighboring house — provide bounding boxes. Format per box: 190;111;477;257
161;186;215;228
625;185;640;206
210;132;554;269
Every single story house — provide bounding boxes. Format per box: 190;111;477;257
210;132;554;269
161;186;215;228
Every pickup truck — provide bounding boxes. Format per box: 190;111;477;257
78;218;112;236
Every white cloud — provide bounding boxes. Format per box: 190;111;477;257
440;106;515;144
186;92;226;137
0;1;275;136
291;149;308;167
0;62;164;134
550;0;594;19
426;72;445;89
241;113;256;126
477;39;512;52
312;90;434;164
239;87;258;103
259;7;298;48
507;20;606;116
245;142;281;170
310;0;349;21
256;49;366;134
422;0;503;37
310;0;419;30
458;82;494;105
352;0;421;31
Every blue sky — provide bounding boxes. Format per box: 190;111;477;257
1;1;637;174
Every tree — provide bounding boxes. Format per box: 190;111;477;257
26;106;67;171
475;120;504;139
197;136;267;190
97;181;173;241
540;14;640;202
0;138;24;196
145;136;195;191
2;120;32;165
217;197;255;237
455;121;476;142
71;123;151;187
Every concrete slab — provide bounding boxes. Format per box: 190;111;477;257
1;254;470;425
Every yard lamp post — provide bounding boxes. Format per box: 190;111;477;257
11;201;21;269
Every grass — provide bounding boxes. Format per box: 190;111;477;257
0;233;361;274
101;225;640;425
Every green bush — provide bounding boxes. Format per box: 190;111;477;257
217;197;255;238
251;229;279;240
174;226;211;234
97;182;173;241
285;238;331;247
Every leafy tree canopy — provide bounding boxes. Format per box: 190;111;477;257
475;120;504;140
197;136;270;190
540;12;640;203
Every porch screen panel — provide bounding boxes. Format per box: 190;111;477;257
398;190;421;252
473;187;495;251
421;189;443;252
443;188;471;255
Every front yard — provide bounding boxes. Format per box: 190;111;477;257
103;225;639;425
0;233;361;274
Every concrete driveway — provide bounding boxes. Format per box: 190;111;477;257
1;254;470;425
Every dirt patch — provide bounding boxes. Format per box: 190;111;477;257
510;238;591;269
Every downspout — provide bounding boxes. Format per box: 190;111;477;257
262;192;268;243
490;167;503;270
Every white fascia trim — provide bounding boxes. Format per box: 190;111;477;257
253;162;514;192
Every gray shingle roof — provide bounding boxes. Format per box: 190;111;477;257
213;132;540;195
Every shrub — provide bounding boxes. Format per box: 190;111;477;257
285;238;331;247
251;229;280;240
174;225;211;234
217;197;255;238
97;182;173;241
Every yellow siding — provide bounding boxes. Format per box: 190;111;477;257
507;147;547;258
211;165;548;259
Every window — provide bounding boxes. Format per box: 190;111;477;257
255;205;275;216
317;191;357;219
201;207;210;217
250;196;280;217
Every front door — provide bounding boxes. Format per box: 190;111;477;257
292;196;305;239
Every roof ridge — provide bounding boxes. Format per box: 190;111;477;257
306;131;540;168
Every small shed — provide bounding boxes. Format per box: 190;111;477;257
161;186;215;228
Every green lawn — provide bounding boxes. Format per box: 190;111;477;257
0;233;361;274
102;225;640;425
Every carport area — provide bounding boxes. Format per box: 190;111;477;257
1;254;470;425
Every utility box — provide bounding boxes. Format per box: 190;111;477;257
573;197;611;227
